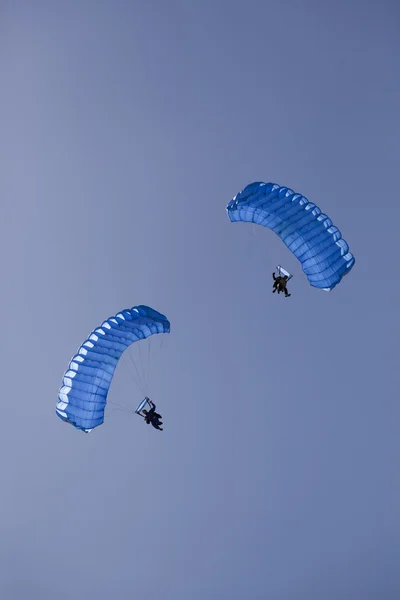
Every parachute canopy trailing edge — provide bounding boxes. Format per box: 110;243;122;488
56;305;170;433
226;182;355;291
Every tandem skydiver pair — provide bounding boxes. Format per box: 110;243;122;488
135;397;163;431
272;265;292;297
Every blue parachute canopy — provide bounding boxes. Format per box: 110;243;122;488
227;182;355;290
56;305;170;433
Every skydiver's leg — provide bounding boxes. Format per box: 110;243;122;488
278;282;286;294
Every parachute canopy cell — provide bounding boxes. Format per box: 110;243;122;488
226;182;355;290
56;305;170;433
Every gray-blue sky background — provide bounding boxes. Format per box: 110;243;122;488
1;1;399;598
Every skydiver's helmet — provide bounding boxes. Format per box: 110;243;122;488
142;409;148;415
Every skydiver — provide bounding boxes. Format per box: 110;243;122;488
272;272;291;297
142;398;163;431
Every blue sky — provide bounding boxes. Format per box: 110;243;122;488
1;1;399;598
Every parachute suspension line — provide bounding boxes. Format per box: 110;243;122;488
144;335;160;396
139;338;150;396
128;346;147;395
117;332;148;395
106;406;128;416
105;404;137;423
120;354;146;396
137;334;150;392
105;371;135;413
145;336;151;391
146;334;165;397
107;400;135;414
138;335;150;393
118;334;160;401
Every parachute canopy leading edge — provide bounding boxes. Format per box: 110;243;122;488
226;182;355;290
56;305;170;433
